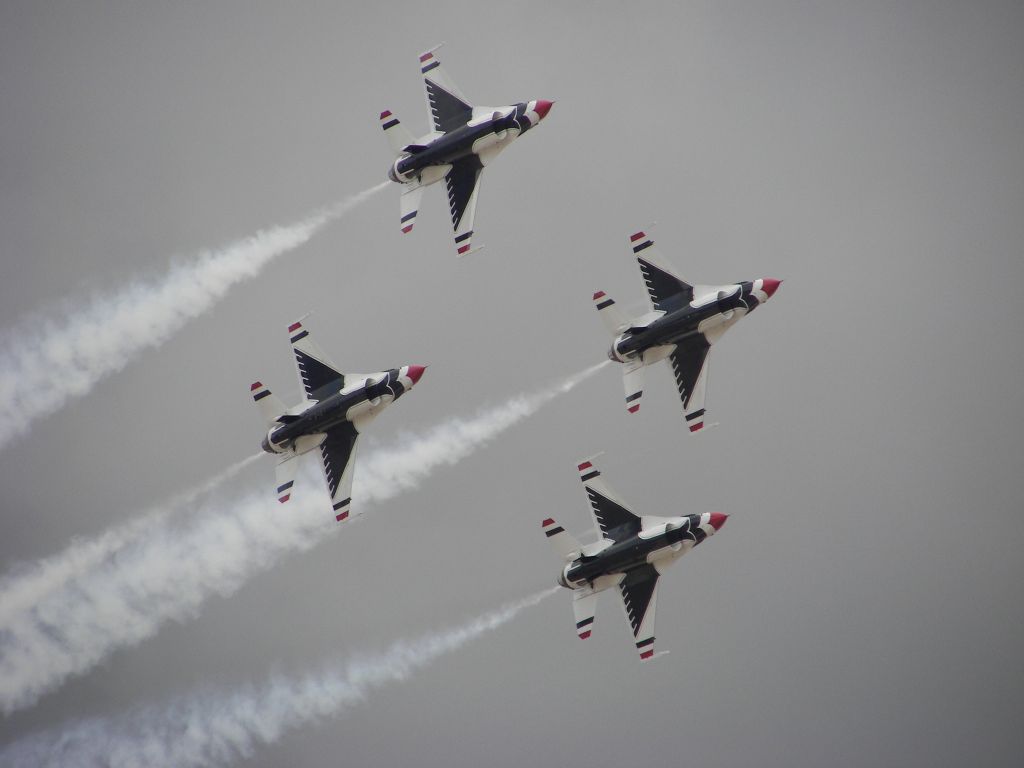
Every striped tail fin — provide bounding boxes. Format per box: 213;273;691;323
250;381;288;428
542;517;582;561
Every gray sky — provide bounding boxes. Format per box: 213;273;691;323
2;0;1023;765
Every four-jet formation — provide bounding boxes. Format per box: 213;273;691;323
251;319;426;522
380;44;553;256
542;458;728;661
593;230;781;431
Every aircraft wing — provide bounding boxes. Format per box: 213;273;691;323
445;156;483;255
669;338;711;432
420;48;474;134
630;230;695;311
288;320;344;401
319;422;359;522
619;564;660;661
577;459;641;542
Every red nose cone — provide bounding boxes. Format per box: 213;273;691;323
406;365;427;385
708;512;729;531
534;100;554;120
761;278;782;298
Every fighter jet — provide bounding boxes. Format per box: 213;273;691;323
250;319;426;522
593;229;781;431
543;457;728;661
380;44;554;256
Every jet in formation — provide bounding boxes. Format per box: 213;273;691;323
593;230;781;431
380;44;554;256
251;319;426;522
543;458;728;661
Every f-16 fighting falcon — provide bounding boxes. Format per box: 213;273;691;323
593;230;781;431
250;319;426;522
543;458;728;661
380;44;553;256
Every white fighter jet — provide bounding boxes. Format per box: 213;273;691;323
251;319;426;522
594;229;781;431
380;44;553;256
543;457;728;661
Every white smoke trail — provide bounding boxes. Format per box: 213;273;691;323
0;363;603;714
356;360;608;503
0;453;262;626
0;588;556;768
0;182;387;451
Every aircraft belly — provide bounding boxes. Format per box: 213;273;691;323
648;545;689;574
577;540;661;583
645;316;701;349
419;164;451;187
293;432;327;454
591;573;625;592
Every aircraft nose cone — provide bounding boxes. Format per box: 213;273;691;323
406;365;427;385
708;512;729;532
761;278;782;298
534;100;554;120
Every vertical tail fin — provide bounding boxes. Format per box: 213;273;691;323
250;381;288;428
380;110;416;155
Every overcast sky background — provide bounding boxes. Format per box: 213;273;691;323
1;0;1022;765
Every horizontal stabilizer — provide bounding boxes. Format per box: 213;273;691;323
572;591;599;640
593;291;630;336
275;453;300;504
623;360;645;414
401;143;429;154
250;381;288;428
399;185;426;234
380;110;415;155
542;517;581;560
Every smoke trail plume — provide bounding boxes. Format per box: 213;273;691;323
0;588;556;768
0;453;262;627
0;364;603;714
0;182;387;451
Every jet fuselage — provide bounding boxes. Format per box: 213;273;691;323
560;512;726;588
262;369;411;454
388;103;541;183
611;281;764;362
